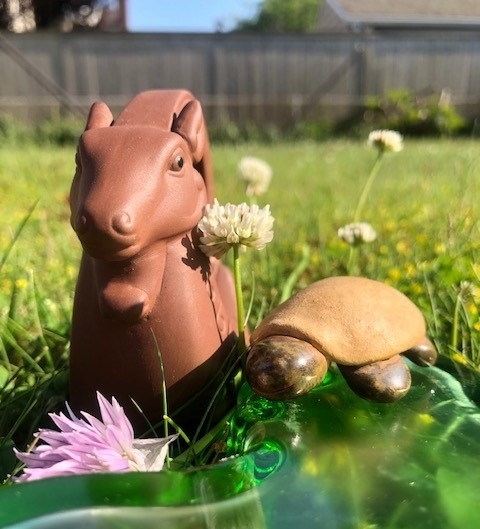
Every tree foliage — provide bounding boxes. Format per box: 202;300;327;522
235;0;324;32
0;0;108;32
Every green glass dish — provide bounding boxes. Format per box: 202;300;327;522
1;363;479;529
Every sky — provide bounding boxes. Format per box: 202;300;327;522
126;0;258;32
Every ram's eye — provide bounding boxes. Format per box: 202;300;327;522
171;155;184;172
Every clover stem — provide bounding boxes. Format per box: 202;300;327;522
353;151;383;223
346;245;358;276
233;244;246;351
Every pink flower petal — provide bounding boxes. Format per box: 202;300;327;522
14;391;175;482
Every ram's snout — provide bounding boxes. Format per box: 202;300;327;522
72;208;139;261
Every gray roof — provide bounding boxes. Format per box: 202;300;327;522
323;0;480;27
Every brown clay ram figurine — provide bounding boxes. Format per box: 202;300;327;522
246;276;437;402
69;90;237;432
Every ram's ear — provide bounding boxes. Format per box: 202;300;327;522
172;100;207;163
84;101;114;131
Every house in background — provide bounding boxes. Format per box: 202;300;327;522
318;0;480;33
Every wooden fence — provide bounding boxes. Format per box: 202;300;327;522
1;30;480;125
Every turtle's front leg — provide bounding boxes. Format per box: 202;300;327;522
402;337;438;366
338;355;411;403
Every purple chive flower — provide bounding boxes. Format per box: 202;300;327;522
13;392;177;482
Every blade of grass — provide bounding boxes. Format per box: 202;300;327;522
1;324;45;374
149;328;172;467
172;408;234;469
27;269;54;370
0;201;38;274
279;244;311;303
0;335;11;371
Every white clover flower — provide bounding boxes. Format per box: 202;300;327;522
458;281;474;299
367;130;403;153
338;222;377;246
237;156;272;197
198;199;274;259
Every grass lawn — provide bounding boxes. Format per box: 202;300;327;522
0;138;479;481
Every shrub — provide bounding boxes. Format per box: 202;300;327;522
208;121;282;144
0;113;83;147
289;119;334;141
364;89;470;136
0;114;32;145
35;116;83;146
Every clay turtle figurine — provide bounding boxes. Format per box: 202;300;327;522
246;276;437;403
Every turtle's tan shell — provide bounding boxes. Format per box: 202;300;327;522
250;276;426;366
